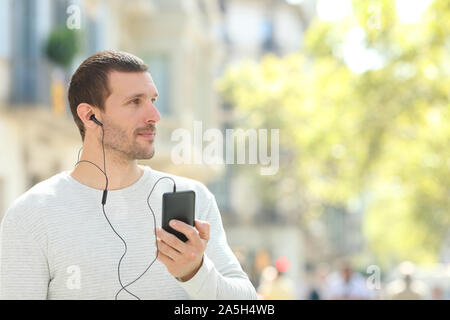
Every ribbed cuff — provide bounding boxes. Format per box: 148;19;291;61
176;254;216;299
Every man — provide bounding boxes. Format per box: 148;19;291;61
386;261;428;300
324;261;373;300
0;50;257;300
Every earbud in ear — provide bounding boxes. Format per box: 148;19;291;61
90;114;103;127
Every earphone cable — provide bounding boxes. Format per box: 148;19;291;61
74;126;138;299
74;124;177;300
114;176;176;298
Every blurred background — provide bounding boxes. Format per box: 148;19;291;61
0;0;449;299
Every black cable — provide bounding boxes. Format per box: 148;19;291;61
74;126;177;300
74;125;138;300
115;176;176;298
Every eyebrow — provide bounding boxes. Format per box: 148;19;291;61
123;92;158;102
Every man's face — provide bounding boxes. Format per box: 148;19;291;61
100;71;161;160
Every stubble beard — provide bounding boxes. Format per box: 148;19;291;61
101;118;156;161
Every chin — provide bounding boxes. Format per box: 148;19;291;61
137;148;155;160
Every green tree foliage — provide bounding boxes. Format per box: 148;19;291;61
45;27;79;68
217;0;450;267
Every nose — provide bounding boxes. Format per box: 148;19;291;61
145;101;161;124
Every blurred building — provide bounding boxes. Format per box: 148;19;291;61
221;0;313;63
211;0;313;217
207;0;316;287
208;0;367;285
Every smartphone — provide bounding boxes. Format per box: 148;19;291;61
162;191;195;242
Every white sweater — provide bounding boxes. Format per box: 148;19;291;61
0;165;257;300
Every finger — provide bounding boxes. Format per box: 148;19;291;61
157;227;190;252
194;220;210;241
169;220;201;245
157;239;181;261
157;249;174;264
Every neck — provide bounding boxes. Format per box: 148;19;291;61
70;138;144;191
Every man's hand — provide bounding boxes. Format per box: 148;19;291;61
156;219;210;282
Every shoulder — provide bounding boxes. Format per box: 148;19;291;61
145;167;218;219
2;171;69;229
147;167;215;201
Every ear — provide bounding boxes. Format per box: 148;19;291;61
77;103;99;129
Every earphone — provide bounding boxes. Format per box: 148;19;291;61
89;114;103;127
75;114;176;299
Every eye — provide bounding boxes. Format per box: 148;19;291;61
130;98;140;105
151;98;157;103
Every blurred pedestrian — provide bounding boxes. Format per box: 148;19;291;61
386;261;428;300
324;260;373;300
257;257;296;299
431;286;444;300
302;262;329;300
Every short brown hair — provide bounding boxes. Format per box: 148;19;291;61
68;50;148;141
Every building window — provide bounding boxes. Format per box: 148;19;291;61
11;0;55;105
11;0;38;104
261;19;276;53
0;0;11;58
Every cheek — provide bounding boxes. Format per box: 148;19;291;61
108;108;140;139
106;120;132;142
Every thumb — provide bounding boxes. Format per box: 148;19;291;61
195;220;210;241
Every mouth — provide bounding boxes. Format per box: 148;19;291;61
137;131;156;141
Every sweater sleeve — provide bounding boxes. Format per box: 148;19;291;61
177;192;257;300
0;215;50;299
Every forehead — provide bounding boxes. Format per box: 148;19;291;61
107;71;157;97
